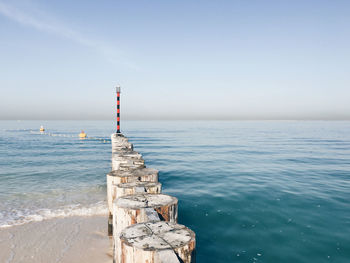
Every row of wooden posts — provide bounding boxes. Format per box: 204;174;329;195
107;133;196;263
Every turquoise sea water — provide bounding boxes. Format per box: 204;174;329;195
1;120;350;262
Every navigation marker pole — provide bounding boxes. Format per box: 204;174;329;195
116;85;121;134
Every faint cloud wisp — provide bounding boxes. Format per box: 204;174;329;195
0;1;137;69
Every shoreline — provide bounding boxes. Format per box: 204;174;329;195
0;215;112;263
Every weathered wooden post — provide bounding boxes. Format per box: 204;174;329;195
113;193;178;263
107;168;159;235
120;221;196;263
114;194;178;228
107;169;159;216
115;181;162;199
111;151;145;171
111;134;133;153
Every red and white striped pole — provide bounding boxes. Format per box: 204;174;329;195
116;85;121;134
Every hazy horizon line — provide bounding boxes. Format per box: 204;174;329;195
1;118;350;121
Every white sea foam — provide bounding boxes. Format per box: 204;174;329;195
0;202;108;228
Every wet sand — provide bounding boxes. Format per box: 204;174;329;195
0;215;112;263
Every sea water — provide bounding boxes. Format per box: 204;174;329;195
0;120;349;262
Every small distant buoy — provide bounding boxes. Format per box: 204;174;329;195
79;130;87;138
40;125;45;132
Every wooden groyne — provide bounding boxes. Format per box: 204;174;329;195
107;133;196;263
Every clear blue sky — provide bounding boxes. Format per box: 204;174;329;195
0;0;349;120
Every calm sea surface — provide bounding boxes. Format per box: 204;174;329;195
0;120;350;262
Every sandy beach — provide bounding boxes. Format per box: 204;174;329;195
0;215;112;263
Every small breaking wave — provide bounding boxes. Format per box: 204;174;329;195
0;201;108;228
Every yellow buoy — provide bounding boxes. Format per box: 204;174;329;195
40;125;45;132
79;130;87;138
